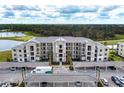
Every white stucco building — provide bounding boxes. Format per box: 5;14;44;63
12;37;109;62
117;42;124;57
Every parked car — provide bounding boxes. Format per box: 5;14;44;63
10;67;16;71
75;81;82;87
1;82;9;87
41;82;47;87
111;76;123;87
117;77;124;84
108;66;116;70
100;78;109;86
0;82;9;87
10;82;19;87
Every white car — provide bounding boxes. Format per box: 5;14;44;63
101;78;109;86
119;77;124;84
0;82;9;87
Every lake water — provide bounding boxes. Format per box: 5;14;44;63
0;32;25;37
0;40;24;51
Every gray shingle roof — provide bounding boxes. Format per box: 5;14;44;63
12;36;107;49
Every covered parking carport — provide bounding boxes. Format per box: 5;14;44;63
25;73;97;87
73;61;123;71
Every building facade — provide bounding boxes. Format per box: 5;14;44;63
12;37;109;62
117;42;124;57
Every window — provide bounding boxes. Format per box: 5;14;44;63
105;53;107;56
59;58;62;61
95;54;97;57
76;43;79;46
37;48;39;51
88;46;91;51
76;47;79;50
14;58;17;61
19;55;22;57
83;44;85;47
36;44;39;47
59;45;62;48
30;46;34;51
19;50;21;52
31;57;34;60
100;49;102;52
24;50;26;53
13;49;16;52
30;52;34;56
104;58;107;60
43;43;46;46
99;58;101;61
14;54;16;56
43;47;46;50
87;52;91;55
59;54;63;57
87;57;91;61
20;59;22;61
105;49;108;51
59;49;63;53
43;51;46;54
24;54;27;57
25;58;27;62
99;54;102;56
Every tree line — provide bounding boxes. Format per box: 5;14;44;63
0;24;124;40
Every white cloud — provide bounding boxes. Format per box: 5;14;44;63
108;6;124;19
0;0;124;5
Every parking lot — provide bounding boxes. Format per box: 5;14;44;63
0;68;32;86
75;67;124;87
0;65;124;87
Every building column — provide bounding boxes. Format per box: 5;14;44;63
84;67;86;72
53;82;55;87
67;82;69;87
105;66;107;71
39;82;40;87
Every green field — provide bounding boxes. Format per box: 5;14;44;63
0;50;12;62
100;34;124;45
109;50;124;62
0;35;33;41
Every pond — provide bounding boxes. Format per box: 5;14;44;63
0;32;25;37
0;40;24;51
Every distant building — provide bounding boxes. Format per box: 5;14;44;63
12;37;109;62
117;42;124;57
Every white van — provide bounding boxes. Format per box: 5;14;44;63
31;66;53;74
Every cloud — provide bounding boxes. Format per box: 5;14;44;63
2;10;15;18
0;5;124;24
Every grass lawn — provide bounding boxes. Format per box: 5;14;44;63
0;50;12;62
100;39;124;45
0;36;33;41
24;31;45;37
100;34;124;45
109;49;124;62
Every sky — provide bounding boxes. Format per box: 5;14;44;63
0;0;124;24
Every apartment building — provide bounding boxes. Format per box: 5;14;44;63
12;37;109;62
117;42;124;57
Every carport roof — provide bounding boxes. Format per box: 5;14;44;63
25;74;97;82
